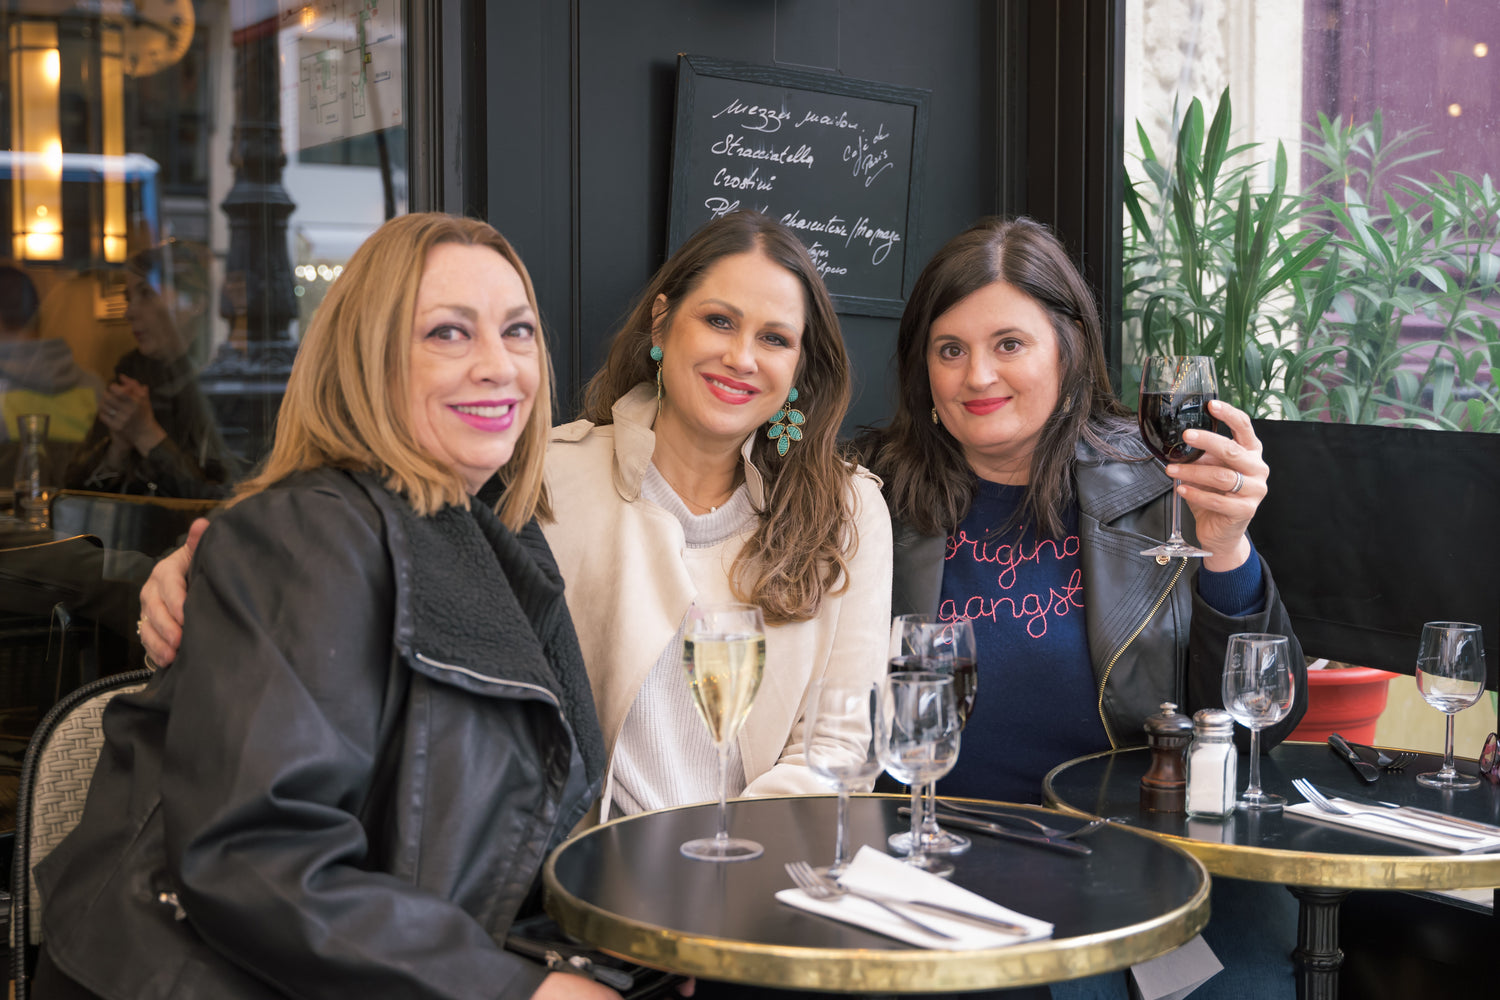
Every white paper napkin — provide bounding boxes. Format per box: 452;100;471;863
775;845;1054;950
1287;800;1500;852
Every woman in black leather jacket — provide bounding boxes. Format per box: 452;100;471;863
34;214;615;1000
863;217;1305;1000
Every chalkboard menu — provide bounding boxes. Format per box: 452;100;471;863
668;55;930;317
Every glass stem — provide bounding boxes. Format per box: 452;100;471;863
907;785;927;867
832;788;850;872
1246;726;1263;797
1168;481;1186;543
920;781;939;839
714;743;730;845
1442;714;1457;777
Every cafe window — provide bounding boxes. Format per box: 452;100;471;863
1121;0;1498;431
1;1;409;501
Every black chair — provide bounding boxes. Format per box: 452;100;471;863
8;670;152;1000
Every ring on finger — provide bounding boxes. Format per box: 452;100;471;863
1229;470;1245;494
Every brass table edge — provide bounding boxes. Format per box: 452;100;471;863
542;797;1214;992
1042;748;1500;891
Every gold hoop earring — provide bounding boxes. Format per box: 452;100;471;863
931;407;939;425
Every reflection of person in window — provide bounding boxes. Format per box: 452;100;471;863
66;247;238;498
0;264;103;453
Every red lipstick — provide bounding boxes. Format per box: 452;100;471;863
962;397;1008;415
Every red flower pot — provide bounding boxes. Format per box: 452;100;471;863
1288;666;1399;744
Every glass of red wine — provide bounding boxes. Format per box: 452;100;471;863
887;616;977;858
1138;355;1219;559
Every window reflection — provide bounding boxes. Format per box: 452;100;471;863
1;2;409;710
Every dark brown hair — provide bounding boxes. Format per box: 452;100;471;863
580;210;857;625
872;216;1132;538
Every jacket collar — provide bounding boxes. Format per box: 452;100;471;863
1074;432;1173;524
609;383;768;510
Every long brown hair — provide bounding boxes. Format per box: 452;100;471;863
580;210;856;625
873;216;1132;538
235;213;552;530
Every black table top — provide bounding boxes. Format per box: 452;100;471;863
1043;743;1500;890
544;794;1209;992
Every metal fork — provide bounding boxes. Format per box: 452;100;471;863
936;801;1113;839
1291;779;1481;840
1377;750;1417;772
783;861;957;938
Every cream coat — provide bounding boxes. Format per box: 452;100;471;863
544;385;893;817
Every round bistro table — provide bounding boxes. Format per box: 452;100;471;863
544;794;1209;994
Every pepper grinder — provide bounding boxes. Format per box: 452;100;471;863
1141;701;1192;813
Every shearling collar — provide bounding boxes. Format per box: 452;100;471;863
607;383;768;510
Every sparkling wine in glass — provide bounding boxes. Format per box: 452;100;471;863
877;672;961;877
1221;633;1294;811
680;602;767;861
1414;622;1487;790
886;617;976;857
804;680;882;876
1138;356;1220;559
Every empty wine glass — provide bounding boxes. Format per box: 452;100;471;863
1415;622;1487;790
680;602;767;861
877;671;961;877
804;680;882;876
886;617;976;857
1138;356;1219;559
1221;633;1295;811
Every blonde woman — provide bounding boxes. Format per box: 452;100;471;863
37;214;617;1000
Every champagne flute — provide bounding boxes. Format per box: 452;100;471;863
680;602;767;861
1138;356;1220;559
877;672;961;877
1221;633;1295;811
886;618;977;857
804;680;882;876
1414;622;1487;790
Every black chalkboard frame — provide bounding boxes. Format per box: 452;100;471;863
667;54;931;318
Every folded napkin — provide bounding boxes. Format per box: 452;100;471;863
1287;800;1500;853
774;845;1053;950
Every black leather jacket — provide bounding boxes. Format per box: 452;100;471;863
38;468;605;999
891;435;1307;749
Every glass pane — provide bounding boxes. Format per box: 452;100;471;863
1123;0;1498;432
1;2;410;711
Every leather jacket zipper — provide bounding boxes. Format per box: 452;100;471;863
414;652;561;708
1096;558;1187;749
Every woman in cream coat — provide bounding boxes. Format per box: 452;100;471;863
549;211;890;819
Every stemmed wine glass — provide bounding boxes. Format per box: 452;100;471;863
804;680;882;876
877;672;961;877
887;617;977;857
680;602;767;861
1414;622;1487;790
1221;633;1295;811
1138;356;1220;559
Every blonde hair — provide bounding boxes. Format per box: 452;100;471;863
581;210;856;625
234;213;552;529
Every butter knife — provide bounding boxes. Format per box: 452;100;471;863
1307;782;1500;837
901;807;1092;856
1328;733;1380;783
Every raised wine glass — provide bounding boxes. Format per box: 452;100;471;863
877;671;961;877
1138;356;1220;559
886;617;977;857
1414;622;1487;790
804;680;882;876
680;602;767;861
1221;633;1295;811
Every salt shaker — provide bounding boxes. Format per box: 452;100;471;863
1140;702;1192;813
1187;708;1237;818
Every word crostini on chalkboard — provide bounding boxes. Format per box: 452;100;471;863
668;55;930;318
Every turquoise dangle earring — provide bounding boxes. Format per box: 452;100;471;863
649;344;664;408
767;387;805;456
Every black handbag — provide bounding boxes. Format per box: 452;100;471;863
505;914;686;999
